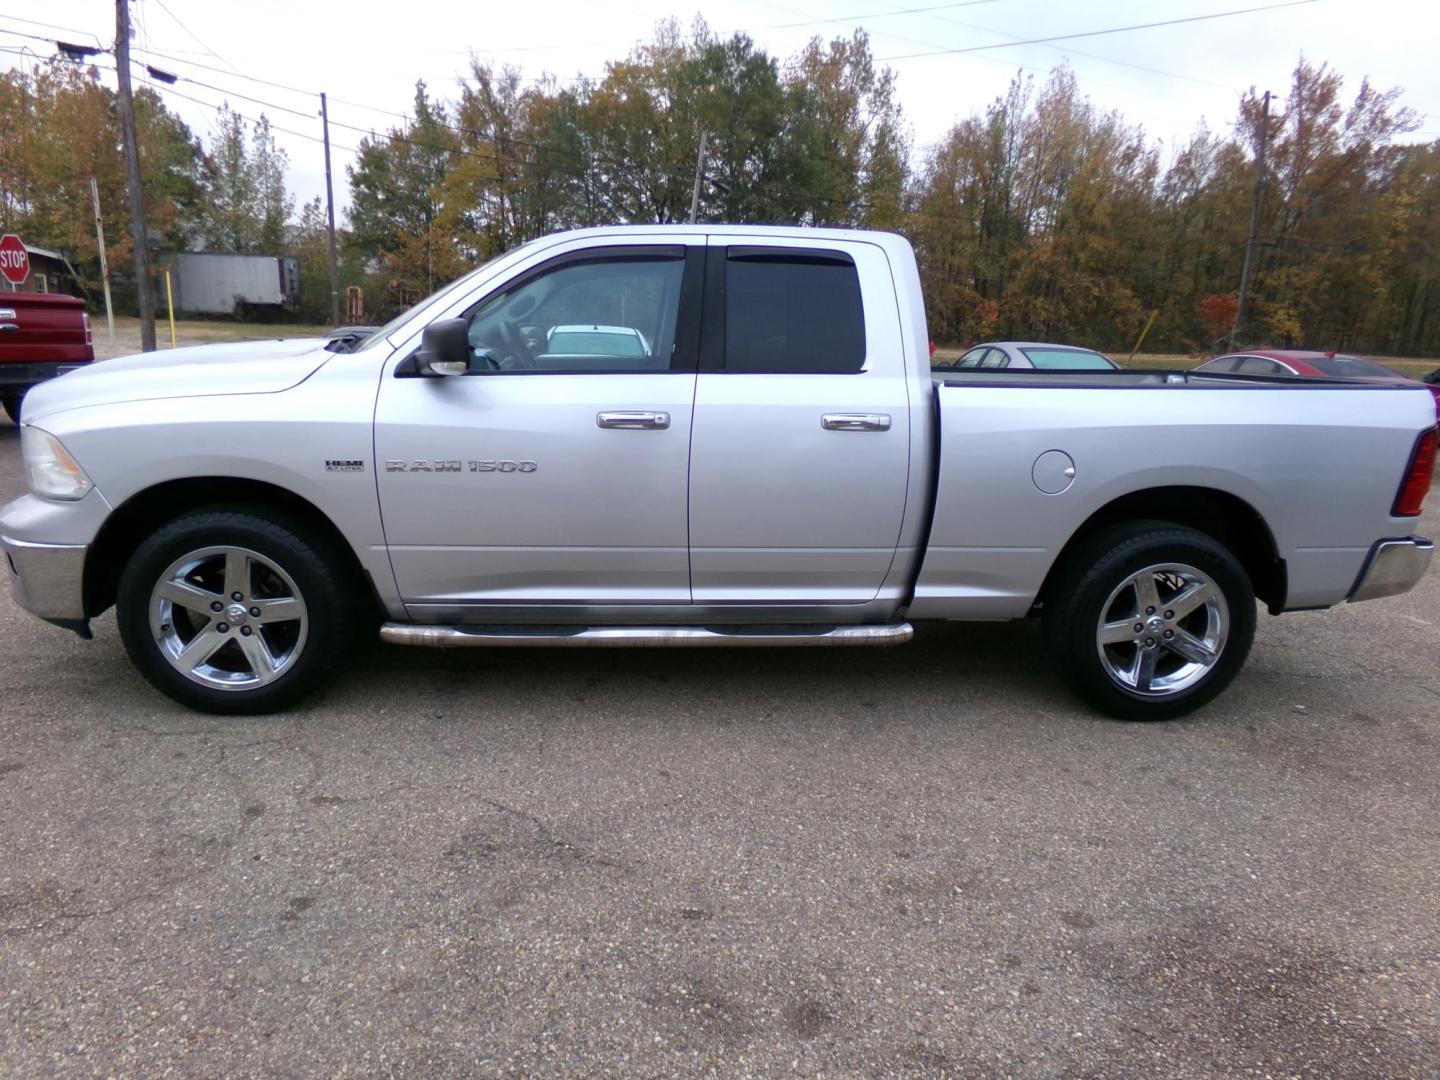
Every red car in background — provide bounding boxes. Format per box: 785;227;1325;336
1195;349;1440;424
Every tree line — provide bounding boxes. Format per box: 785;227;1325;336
1;21;1436;355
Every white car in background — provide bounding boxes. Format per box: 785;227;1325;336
545;324;651;359
941;341;1119;370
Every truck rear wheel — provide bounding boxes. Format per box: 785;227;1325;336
2;392;21;424
1043;522;1256;720
116;508;357;714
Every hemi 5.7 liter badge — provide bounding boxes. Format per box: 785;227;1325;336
325;459;366;472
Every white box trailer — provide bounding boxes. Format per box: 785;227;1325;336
171;253;299;315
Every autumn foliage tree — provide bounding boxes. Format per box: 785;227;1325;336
0;63;206;296
1195;294;1239;347
2;35;1437;354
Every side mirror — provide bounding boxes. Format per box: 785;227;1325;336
415;318;474;376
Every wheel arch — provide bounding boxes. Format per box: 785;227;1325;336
84;476;380;619
1037;485;1286;614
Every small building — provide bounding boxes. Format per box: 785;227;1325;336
0;244;86;298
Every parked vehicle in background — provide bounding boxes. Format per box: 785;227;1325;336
0;293;94;423
170;252;299;317
938;341;1118;370
2;226;1434;721
543;324;651;361
1196;350;1440;423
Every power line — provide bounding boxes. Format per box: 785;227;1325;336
756;0;1200;104
114;52;594;178
1;3;1232;127
876;0;1320;61
2;40;1375;258
421;0;1010;57
0;14;103;46
864;0;1237;91
0;6;1236;163
169;71;319;121
0;26;79;49
134;73;362;154
0;36;1301;227
133;65;527;183
150;0;244;75
7;36;526;182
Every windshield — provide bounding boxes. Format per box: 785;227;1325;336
1305;356;1397;377
1021;347;1116;370
354;242;540;351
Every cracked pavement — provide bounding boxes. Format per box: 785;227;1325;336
1;416;1438;1076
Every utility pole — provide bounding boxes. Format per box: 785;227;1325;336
115;0;156;351
320;92;341;327
687;129;708;224
1231;89;1270;351
89;178;115;343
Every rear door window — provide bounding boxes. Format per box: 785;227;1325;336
716;250;866;373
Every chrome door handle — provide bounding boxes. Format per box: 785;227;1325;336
596;411;670;430
822;413;891;432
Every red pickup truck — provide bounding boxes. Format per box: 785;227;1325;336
0;293;95;423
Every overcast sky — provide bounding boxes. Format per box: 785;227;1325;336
3;0;1437;220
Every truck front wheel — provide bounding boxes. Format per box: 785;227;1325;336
116;508;356;714
1043;522;1256;720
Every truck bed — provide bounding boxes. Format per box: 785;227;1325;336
911;372;1437;620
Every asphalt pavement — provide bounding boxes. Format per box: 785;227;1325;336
2;413;1438;1077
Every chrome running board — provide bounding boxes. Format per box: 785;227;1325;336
380;623;914;649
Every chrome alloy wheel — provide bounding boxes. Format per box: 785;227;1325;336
148;545;309;691
1095;562;1229;696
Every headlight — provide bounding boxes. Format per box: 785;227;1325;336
21;426;94;500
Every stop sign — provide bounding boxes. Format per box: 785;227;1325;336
0;235;28;286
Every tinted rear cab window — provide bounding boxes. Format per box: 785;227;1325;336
723;252;865;373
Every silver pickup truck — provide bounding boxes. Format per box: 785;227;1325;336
2;226;1435;719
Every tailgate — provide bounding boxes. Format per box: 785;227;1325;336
0;295;93;364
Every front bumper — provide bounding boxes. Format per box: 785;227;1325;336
0;491;111;633
2;533;88;623
1348;537;1435;603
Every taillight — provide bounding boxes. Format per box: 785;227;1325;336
83;312;92;347
1429;386;1440;427
1393;427;1437;517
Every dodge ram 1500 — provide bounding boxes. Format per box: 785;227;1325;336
2;226;1433;718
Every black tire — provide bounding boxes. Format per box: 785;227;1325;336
116;507;358;714
1043;521;1256;721
2;392;21;425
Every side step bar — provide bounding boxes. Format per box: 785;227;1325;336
380;623;914;649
